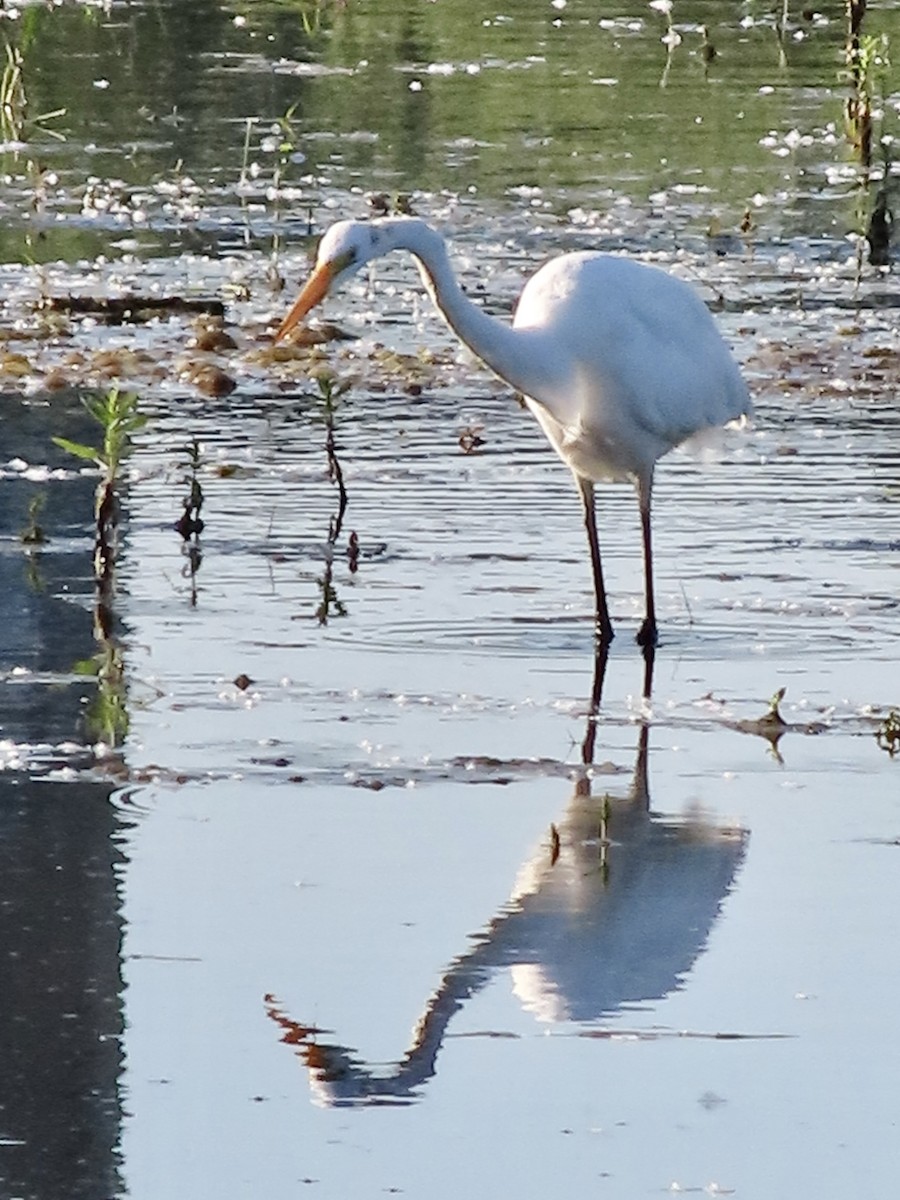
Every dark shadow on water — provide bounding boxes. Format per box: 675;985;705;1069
0;777;125;1199
0;392;126;1196
265;645;748;1108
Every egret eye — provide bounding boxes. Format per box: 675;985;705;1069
334;247;358;273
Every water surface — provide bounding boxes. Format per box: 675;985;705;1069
0;2;898;1197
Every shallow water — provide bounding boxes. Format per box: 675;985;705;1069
1;2;899;1198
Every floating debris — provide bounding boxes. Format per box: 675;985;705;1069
876;710;900;758
458;424;486;454
180;362;237;397
38;294;226;324
190;325;238;353
275;320;355;346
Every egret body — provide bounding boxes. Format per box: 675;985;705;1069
275;217;750;645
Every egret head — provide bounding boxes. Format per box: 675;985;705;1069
274;220;389;341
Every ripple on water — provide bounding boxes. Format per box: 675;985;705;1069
103;199;900;810
128;427;898;671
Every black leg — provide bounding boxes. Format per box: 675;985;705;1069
577;477;614;644
641;641;655;701
635;474;657;647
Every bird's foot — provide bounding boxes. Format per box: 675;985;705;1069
595;619;615;646
636;618;658;648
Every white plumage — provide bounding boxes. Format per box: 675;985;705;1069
276;217;751;645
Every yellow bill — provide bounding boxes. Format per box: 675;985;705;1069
273;260;336;342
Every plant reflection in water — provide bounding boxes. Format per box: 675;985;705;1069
312;372;354;625
264;647;748;1108
174;438;205;608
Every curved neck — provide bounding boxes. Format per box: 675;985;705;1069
375;219;553;398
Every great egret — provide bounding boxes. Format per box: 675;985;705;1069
275;217;750;645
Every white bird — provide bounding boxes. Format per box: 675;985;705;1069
275;217;750;645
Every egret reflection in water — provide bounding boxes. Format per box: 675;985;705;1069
265;648;747;1107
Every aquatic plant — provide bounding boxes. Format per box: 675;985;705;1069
315;371;351;539
844;28;890;171
174;438;205;607
1;34;66;270
774;0;791;69
19;491;47;545
845;37;872;168
0;38;66;145
843;4;894;267
53;386;145;513
52;386;145;481
174;438;205;541
298;0;333;38
269;102;308;273
649;0;681;88
239;100;312;288
311;370;354;624
52;385;146;588
876;710;900;758
0;41;25;143
51;387;145;752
